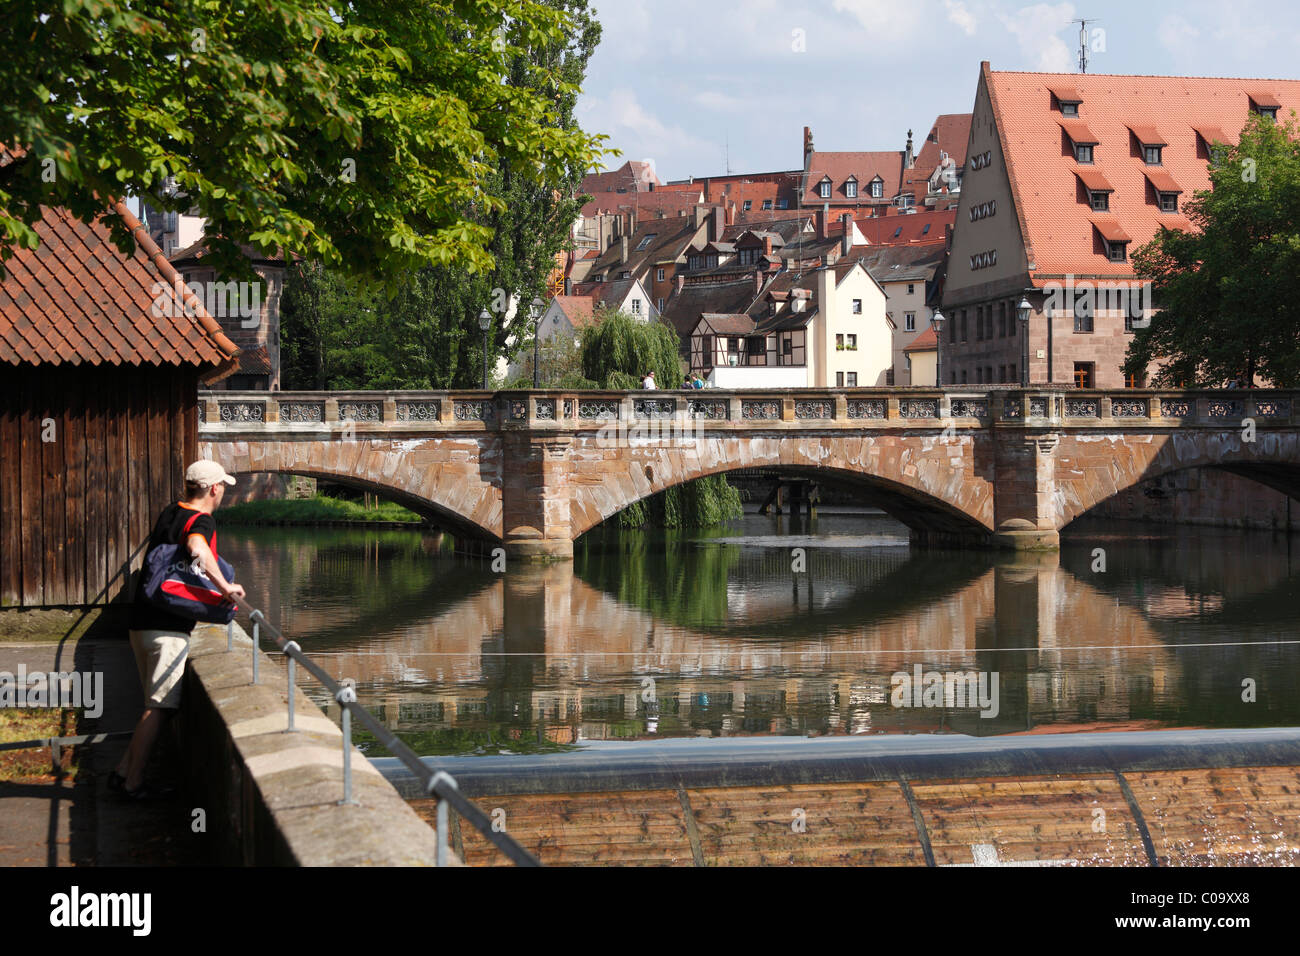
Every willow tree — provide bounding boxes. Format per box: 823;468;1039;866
580;310;743;529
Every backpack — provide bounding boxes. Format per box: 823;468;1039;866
142;511;238;624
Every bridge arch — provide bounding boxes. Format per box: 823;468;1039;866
565;432;996;541
1055;430;1300;528
199;438;502;541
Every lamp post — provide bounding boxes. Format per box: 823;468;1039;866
930;310;945;387
1017;297;1031;387
478;309;492;390
530;297;546;388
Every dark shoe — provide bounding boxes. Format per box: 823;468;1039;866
122;782;177;802
107;770;127;792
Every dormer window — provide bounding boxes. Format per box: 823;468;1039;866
1050;86;1083;118
1075;143;1094;163
870;179;883;198
818;178;832;199
1250;93;1281;120
743;200;752;211
1090;190;1109;211
1158;192;1178;213
1259;106;1278;120
635;233;657;251
1061;102;1078;117
1106;240;1127;263
762;199;773;210
1143;145;1163;165
846;177;858;198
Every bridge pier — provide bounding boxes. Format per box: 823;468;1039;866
993;432;1062;551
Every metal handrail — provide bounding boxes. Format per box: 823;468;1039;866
239;609;541;867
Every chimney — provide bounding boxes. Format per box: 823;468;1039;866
710;206;724;243
675;273;686;294
620;236;629;265
840;213;853;257
804;126;815;169
754;269;764;297
725;201;736;227
821;202;830;238
905;129;914;170
762;235;773;257
629;210;637;236
694;205;708;230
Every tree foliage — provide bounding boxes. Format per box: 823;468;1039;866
1126;113;1300;387
0;0;607;283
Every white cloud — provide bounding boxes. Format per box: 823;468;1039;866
579;89;717;175
831;0;927;43
1156;13;1200;57
998;2;1076;72
692;91;746;112
945;0;978;36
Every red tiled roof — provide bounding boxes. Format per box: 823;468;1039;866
1127;124;1166;146
854;208;954;246
552;295;598;329
903;326;938;351
1092;217;1132;243
581;161;660;195
915;113;973;172
1248;91;1282;108
984;67;1300;283
1047;84;1083;103
236;345;272;374
1058;120;1099;144
804;150;903;203
0;198;239;376
1075;169;1115;192
580;190;700;220
1143;169;1183;194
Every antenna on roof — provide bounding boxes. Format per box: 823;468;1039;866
724;133;732;176
1071;18;1095;73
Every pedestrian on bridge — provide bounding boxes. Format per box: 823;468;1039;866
112;460;245;800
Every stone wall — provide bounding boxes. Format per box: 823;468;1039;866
1087;468;1297;531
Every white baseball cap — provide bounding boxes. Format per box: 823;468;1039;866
186;460;237;487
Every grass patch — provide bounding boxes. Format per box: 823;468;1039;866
218;496;423;525
0;708;80;781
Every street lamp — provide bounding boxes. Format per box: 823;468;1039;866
1017;297;1031;387
530;296;546;388
478;309;492;390
930;310;945;387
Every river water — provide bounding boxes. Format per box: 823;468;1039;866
219;514;1300;756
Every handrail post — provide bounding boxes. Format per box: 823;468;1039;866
428;771;458;867
336;679;358;806
283;641;301;733
227;619;233;652
252;619;260;684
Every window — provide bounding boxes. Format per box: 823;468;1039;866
743;200;752;211
846;334;857;350
1106;240;1128;263
1073;297;1093;333
961;370;968;384
998;365;1006;382
619;271;631;279
852;299;862;314
738;248;760;266
1074;362;1095;388
836;371;844;387
777;198;789;209
1061;102;1078;117
836;333;844;350
762;199;773;210
656;267;666;282
1144;145;1163;165
907;283;915;295
1159;192;1178;213
998;301;1007;337
870;179;883;198
975;367;983;384
846;179;858;198
948;317;956;343
960;311;968;343
1090;190;1109;211
631;299;642;315
905;312;915;332
1075;143;1094;163
1124;372;1142;388
635;234;657;251
975;305;984;340
893;226;902;238
1009;364;1016;382
819;179;832;199
1257;105;1278;120
849;372;859;387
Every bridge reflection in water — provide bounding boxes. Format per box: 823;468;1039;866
219;517;1300;750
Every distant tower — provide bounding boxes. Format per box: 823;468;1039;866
1072;18;1094;73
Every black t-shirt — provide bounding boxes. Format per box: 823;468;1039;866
128;503;219;634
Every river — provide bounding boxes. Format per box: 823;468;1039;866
218;514;1300;757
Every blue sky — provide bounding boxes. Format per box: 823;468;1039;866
577;0;1300;180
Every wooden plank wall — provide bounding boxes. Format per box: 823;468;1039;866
0;364;199;608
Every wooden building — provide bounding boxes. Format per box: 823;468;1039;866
0;196;237;620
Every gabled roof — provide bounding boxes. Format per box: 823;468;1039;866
0;195;238;376
587;217;703;280
914;113;973;172
581;160;660;196
580;190;701;220
982;66;1300;282
804;150;904;203
853;243;948;284
662;277;765;348
903;326;939;352
855;208;954;246
550;295;598;329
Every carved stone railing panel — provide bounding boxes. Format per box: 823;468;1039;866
634;398;677;419
563;399;574;418
1111;398;1148;418
687;399;728;420
1002;399;1022;419
795;400;833;419
338;401;381;422
847;399;886;419
900;399;937;419
1160;399;1191;418
508;400;528;421
395;400;439;422
578;400;619;421
534;399;556;421
1254;399;1291;418
219;402;264;423
1029;397;1047;418
741;400;781;420
1065;399;1098;418
948;400;988;418
454;400;495;422
279;401;324;423
1206;399;1245;418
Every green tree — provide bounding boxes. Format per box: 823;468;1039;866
1126;113;1300;387
0;0;606;283
580;310;742;529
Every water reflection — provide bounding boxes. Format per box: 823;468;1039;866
218;516;1300;756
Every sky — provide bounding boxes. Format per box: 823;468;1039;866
576;0;1300;181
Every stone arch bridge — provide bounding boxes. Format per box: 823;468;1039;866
198;389;1300;560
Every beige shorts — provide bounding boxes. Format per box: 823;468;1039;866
129;630;190;709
